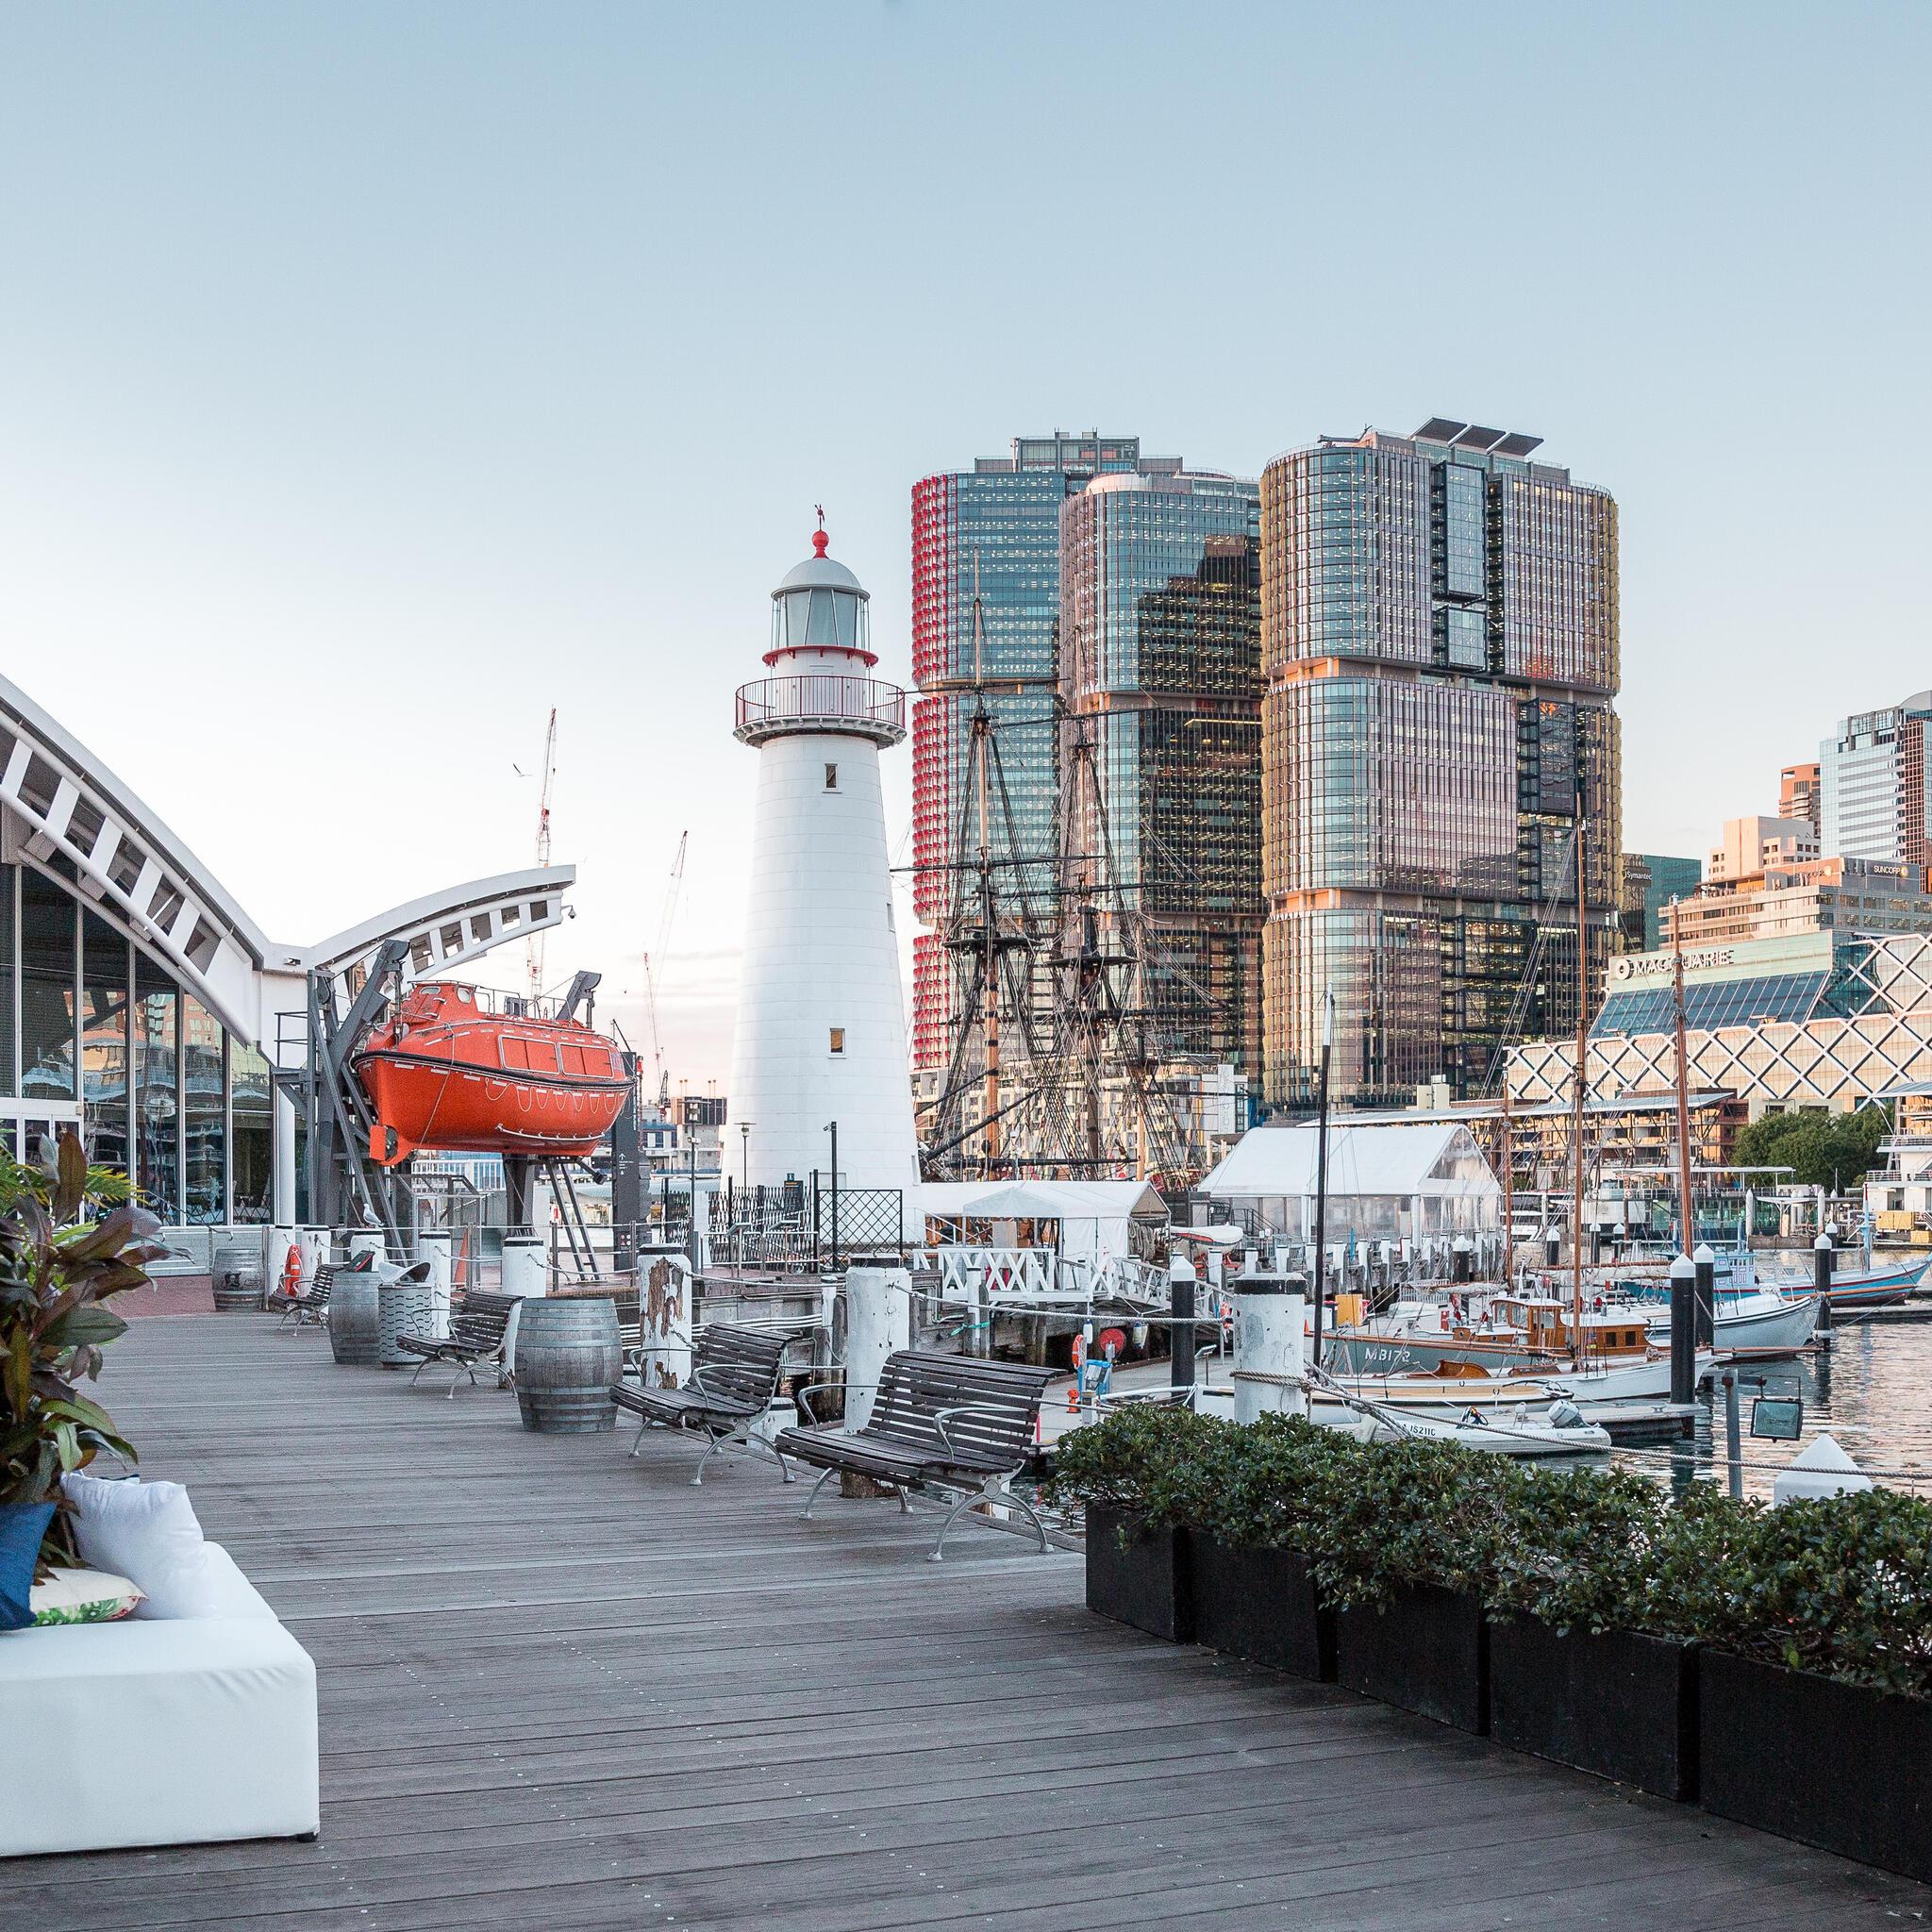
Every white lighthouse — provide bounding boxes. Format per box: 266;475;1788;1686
727;521;921;1234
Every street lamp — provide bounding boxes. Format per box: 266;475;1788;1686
739;1121;755;1192
824;1120;840;1270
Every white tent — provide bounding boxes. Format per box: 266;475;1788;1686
1201;1121;1499;1241
919;1178;1167;1268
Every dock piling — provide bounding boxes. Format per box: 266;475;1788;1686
1670;1253;1696;1406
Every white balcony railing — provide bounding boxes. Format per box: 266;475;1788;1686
734;675;907;744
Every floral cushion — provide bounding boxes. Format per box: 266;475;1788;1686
29;1566;144;1626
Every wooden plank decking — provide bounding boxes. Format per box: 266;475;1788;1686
4;1314;1926;1929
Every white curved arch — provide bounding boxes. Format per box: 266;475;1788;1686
0;674;582;1058
291;865;575;987
0;673;268;1037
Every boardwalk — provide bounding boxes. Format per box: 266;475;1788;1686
5;1317;1926;1930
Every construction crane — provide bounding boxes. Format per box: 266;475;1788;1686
526;708;558;1003
641;830;688;1107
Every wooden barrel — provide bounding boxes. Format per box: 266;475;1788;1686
328;1273;383;1365
514;1297;621;1433
211;1241;266;1313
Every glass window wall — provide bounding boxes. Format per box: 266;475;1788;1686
80;910;131;1179
135;953;179;1221
0;865;12;1094
182;994;225;1224
231;1041;273;1224
21;870;76;1101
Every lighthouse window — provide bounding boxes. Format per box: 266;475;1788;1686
828;1027;845;1056
824;763;839;791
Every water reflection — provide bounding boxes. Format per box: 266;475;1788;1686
1615;1264;1932;1501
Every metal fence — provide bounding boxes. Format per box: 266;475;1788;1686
708;1175;906;1268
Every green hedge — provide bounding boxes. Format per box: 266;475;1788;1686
1049;1407;1932;1699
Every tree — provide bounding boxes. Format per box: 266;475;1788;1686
1731;1103;1890;1192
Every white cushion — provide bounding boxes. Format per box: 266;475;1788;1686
58;1473;266;1621
193;1541;277;1619
29;1564;143;1624
0;1617;319;1854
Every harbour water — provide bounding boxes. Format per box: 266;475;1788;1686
1634;1311;1932;1503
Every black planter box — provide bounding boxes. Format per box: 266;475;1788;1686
1701;1649;1932;1883
1334;1584;1489;1734
1490;1615;1697;1800
1189;1535;1334;1681
1085;1504;1191;1641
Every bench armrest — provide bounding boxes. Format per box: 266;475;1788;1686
931;1402;1028;1462
686;1363;764;1404
792;1379;880;1427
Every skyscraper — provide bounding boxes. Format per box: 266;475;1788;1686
1259;419;1621;1111
1820;692;1932;864
1780;760;1822;836
908;431;1177;1077
1058;471;1262;1073
1620;853;1702;952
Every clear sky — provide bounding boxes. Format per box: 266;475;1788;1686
2;2;1926;1090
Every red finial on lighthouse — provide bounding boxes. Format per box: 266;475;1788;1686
812;505;828;558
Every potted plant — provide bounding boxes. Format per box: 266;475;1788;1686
1484;1466;1699;1800
1316;1436;1506;1735
1662;1486;1932;1881
0;1135;163;1587
1185;1413;1341;1680
1051;1405;1213;1641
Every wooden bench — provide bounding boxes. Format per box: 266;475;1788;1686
610;1323;793;1485
397;1290;517;1396
276;1263;336;1333
776;1350;1057;1561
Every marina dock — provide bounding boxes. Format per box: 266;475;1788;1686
6;1314;1927;1927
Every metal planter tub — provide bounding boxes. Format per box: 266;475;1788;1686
1188;1536;1334;1681
1084;1504;1192;1642
1699;1650;1932;1884
1489;1615;1698;1800
1333;1584;1490;1735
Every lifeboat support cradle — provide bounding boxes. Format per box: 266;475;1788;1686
298;938;414;1256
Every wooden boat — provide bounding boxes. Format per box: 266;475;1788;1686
1326;1281;1818;1374
1821;1257;1926;1311
353;981;629;1165
1325;1291;1657;1380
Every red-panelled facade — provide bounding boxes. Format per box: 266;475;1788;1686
908;434;1158;1078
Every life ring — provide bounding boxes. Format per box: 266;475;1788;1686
279;1245;303;1298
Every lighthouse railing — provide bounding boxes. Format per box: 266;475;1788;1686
734;675;906;736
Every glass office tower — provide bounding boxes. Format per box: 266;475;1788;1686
1058;472;1262;1072
1820;692;1932;864
1260;421;1621;1110
908;430;1176;1074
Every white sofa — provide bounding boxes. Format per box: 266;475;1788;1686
0;1543;319;1857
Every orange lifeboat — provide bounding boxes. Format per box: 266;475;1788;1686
353;981;630;1166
